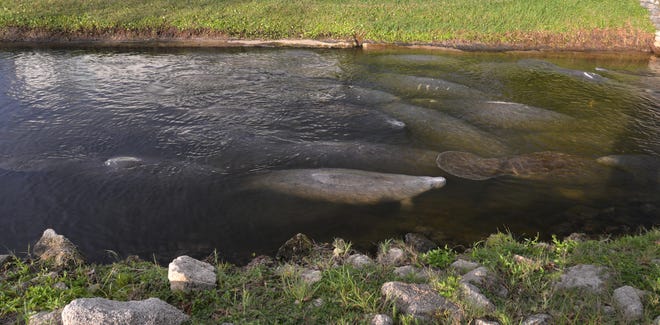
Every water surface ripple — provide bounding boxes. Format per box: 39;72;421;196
0;48;657;263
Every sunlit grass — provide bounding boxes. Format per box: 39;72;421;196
0;0;654;43
1;229;658;323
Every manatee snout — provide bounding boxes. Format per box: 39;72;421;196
104;156;143;169
424;176;446;189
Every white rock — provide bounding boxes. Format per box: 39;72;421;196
473;319;500;325
521;313;552;325
450;259;479;274
168;255;216;292
612;285;643;322
370;313;394;325
555;264;609;293
654;315;660;325
377;247;407;266
61;297;189;325
300;269;322;284
29;310;62;325
381;281;462;322
346;254;374;268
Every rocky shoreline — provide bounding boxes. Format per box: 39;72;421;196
2;228;659;324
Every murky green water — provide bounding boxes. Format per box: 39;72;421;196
0;47;657;263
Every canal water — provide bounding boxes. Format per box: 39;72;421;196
0;47;657;263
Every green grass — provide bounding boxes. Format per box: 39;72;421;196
1;229;659;324
0;0;654;44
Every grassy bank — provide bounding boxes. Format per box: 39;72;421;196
0;0;655;50
2;230;659;324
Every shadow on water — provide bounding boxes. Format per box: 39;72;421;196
0;47;658;264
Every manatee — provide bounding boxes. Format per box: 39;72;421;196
517;59;607;83
370;73;489;100
342;86;401;105
596;155;660;183
279;141;443;176
364;54;462;69
244;168;446;205
436;151;608;183
515;131;619;156
381;102;510;156
0;154;223;180
205;140;442;176
412;99;575;131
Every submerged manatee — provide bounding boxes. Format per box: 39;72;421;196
206;139;442;176
381;102;510;156
597;155;660;183
244;168;446;205
343;86;401;105
436;151;608;183
517;59;608;83
370;73;489;100
412;99;575;131
281;141;443;176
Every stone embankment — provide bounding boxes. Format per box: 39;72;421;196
13;229;658;324
641;0;660;52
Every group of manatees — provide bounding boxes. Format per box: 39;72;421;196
3;57;656;206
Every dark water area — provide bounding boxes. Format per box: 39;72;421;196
0;47;658;264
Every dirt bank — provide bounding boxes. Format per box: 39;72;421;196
0;27;656;53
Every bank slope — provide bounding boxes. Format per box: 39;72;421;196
0;0;656;51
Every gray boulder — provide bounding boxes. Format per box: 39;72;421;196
460;282;495;312
521;313;552;325
61;298;189;325
346;254;374;268
381;281;462;322
276;233;314;263
461;266;508;298
450;259;479;274
245;255;274;269
370;314;394;325
394;265;430;280
654;315;660;325
612;285;643;322
555;264;609;293
33;229;84;268
377;247;407;266
168;255;216;292
461;266;490;286
404;233;437;253
29;310;62;325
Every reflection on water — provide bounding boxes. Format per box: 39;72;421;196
0;48;657;263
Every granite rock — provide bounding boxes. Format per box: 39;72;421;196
61;297;189;325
